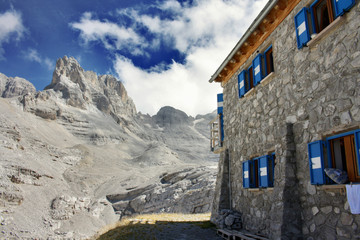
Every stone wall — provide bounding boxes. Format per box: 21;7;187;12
211;1;360;239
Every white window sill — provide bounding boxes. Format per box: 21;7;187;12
260;71;275;86
307;16;345;48
248;187;274;192
244;88;256;97
318;184;346;195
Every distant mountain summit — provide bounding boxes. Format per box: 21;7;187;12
154;106;192;127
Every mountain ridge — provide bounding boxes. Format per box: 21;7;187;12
0;56;218;239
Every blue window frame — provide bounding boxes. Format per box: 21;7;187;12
264;45;274;77
238;71;246;98
295;7;311;49
308;129;360;185
333;0;355;17
217;93;223;115
295;0;355;49
258;155;275;188
308;140;326;185
243;153;275;189
252;54;262;86
243;161;250;188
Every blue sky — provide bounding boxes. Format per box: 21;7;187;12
0;0;267;116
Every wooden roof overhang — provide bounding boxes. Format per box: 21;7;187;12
209;0;302;86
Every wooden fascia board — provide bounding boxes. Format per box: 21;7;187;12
216;0;302;86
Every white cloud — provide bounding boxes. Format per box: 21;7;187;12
70;12;145;55
113;0;268;116
72;0;268;116
0;9;26;60
115;54;222;116
24;48;54;71
134;0;265;54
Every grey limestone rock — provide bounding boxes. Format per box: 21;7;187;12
0;57;218;239
0;73;36;98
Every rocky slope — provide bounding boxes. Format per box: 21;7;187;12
0;56;218;239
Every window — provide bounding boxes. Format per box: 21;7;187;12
264;46;274;77
311;0;334;33
238;66;254;98
238;46;274;98
210;114;223;152
210;93;224;152
294;0;355;49
246;66;254;91
308;129;360;185
243;153;275;189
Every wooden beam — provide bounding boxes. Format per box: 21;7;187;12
219;0;302;85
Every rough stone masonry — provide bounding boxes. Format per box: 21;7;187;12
211;1;360;239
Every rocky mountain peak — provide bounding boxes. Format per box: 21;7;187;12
43;56;136;118
0;73;36;98
154;106;192;127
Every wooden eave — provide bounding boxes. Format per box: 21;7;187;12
209;0;301;86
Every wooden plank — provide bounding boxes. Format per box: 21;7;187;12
244;232;269;240
232;232;256;240
217;229;233;240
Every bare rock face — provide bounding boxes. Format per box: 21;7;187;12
0;73;36;98
44;56;136;119
154;106;192;127
106;167;216;219
0;58;218;239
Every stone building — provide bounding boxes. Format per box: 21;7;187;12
209;0;360;239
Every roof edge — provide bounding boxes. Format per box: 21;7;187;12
209;0;279;83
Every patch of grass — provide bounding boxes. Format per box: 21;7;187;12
191;221;216;229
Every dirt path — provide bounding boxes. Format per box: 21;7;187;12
97;221;222;240
95;213;223;240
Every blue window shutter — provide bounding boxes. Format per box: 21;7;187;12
220;114;224;142
294;7;310;49
259;155;270;188
217;93;223;115
243;161;250;188
308;140;326;185
252;54;262;85
238;71;246;98
354;131;360;176
333;0;355;17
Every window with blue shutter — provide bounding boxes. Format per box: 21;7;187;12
264;45;274;77
238;71;246;98
220;114;224;142
294;7;311;49
252;54;263;85
333;0;355;17
308;140;326;185
258;155;275;188
217;93;223;115
258;156;269;188
243;161;250;188
354;131;360;176
246;66;254;92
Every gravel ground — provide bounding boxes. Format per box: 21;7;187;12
97;221;223;240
